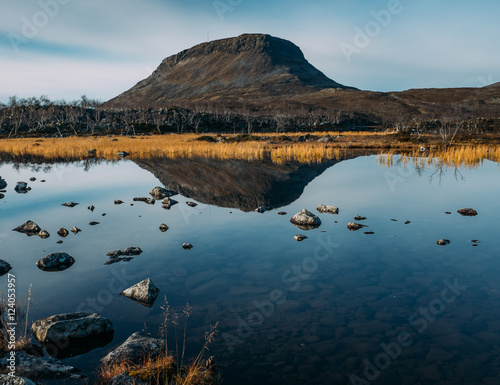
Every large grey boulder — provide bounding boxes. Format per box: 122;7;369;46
13;221;41;236
120;278;160;307
101;331;165;367
0;374;36;385
0;259;12;276
36;253;75;272
32;312;113;345
290;209;322;230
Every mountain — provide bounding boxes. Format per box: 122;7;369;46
133;155;363;211
107;34;353;107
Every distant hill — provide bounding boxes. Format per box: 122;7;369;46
107;34;354;107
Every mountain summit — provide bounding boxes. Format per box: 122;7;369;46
108;34;352;106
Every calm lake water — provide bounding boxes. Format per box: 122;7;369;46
1;154;500;385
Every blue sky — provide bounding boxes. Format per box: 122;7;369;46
1;0;499;103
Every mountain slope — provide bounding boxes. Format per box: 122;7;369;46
108;34;353;107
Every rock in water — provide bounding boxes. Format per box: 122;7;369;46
114;199;124;205
436;239;451;246
347;222;367;231
354;215;367;221
0;177;7;189
457;208;478;216
121;278;160;307
0;260;12;276
0;374;36;385
61;202;79;208
150;186;177;199
294;234;308;242
32;313;113;358
88;205;95;211
36;252;75;272
71;227;82;234
57;228;69;237
186;201;198;207
159;224;169;232
101;331;165;366
117;151;130;157
13;220;41;236
183;243;194;250
38;230;50;239
162;197;178;209
317;204;339;214
15;181;29;193
290;209;322;230
133;197;155;205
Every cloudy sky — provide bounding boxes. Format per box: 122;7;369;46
1;0;499;103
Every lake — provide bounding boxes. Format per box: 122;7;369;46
1;153;499;385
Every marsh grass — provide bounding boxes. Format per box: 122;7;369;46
98;300;219;385
0;132;399;164
378;145;500;169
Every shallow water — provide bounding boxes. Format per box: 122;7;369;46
1;154;500;385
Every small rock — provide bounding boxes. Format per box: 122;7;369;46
318;135;333;143
405;220;411;224
445;212;452;214
40;180;46;183
117;151;129;157
89;221;100;226
120;278;160;307
61;202;79;208
458;208;478;216
71;227;81;234
278;212;287;216
133;197;155;205
364;231;375;235
150;186;177;200
317;204;339;214
347;222;367;231
0;260;12;276
183;243;194;250
294;234;308;242
354;215;367;221
106;247;143;257
88;205;95;211
39;230;50;239
13;220;41;236
0;177;7;189
15;181;28;193
114;200;124;205
255;206;267;213
471;240;481;244
29;177;36;182
57;228;69;237
102;213;106;216
56;241;63;244
437;239;451;246
391;219;398;222
159;224;169;232
36;252;75;272
290;209;322;230
161;197;178;209
186;201;198;207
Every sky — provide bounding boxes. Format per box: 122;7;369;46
1;0;499;103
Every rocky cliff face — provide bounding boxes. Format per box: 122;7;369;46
108;34;353;107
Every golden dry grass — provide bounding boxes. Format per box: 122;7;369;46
378;145;500;169
0;132;396;164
